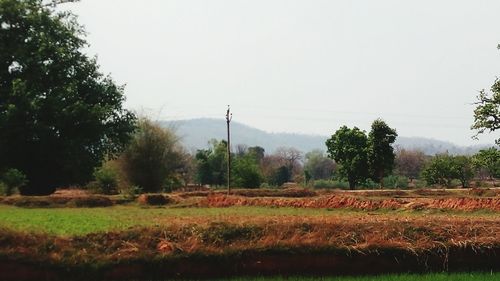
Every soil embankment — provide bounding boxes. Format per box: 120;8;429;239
1;216;499;280
1;247;499;281
200;194;500;211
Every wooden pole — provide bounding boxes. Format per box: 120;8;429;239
226;105;232;195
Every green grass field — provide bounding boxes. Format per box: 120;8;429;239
0;204;497;236
0;205;367;235
222;272;499;281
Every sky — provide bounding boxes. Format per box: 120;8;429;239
62;0;500;146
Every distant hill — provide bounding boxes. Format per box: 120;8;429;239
162;118;488;155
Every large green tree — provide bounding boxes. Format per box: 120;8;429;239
232;153;263;188
368;119;398;187
195;140;228;186
472;46;500;145
0;0;136;195
326;126;369;189
421;154;474;188
473;147;500;181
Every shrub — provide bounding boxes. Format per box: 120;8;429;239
0;182;7;196
2;168;28;196
121;119;187;193
313;179;350;189
121;185;143;200
137;194;171;205
360;179;378;189
383;175;409;189
91;166;118;195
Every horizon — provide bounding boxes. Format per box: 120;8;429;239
167;117;493;149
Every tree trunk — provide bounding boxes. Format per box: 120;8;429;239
348;178;355;190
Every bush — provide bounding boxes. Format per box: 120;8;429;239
360;179;378;189
92;166;118;195
313;179;350;189
121;119;187;193
2;168;28;196
0;182;7;196
383;175;409;189
121;185;143;200
137;194;172;205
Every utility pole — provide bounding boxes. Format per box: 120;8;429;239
226;105;232;195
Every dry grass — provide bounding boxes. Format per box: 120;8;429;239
200;194;500;211
1;213;499;265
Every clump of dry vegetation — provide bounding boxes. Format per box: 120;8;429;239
200;194;500;211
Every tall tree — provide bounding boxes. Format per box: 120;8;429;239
472;45;500;145
0;0;136;195
395;148;427;182
326;126;369;189
368;119;398;187
473;147;500;182
194;140;228;187
120;119;186;193
232;152;263;188
304;150;336;180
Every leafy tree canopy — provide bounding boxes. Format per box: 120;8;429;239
473;147;500;179
120;119;185;193
0;0;136;194
368;119;398;186
326;126;369;189
472;46;500;145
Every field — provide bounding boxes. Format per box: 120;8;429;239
0;188;499;280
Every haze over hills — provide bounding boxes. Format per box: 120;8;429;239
163;118;489;155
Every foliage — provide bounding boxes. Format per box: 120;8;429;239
360;178;378;189
473;147;500;179
120;119;186;192
395;149;427;181
248;146;265;162
383;175;409;189
0;182;7;196
1;168;28;195
313;179;350;189
421;154;474;188
303;150;336;180
472;76;500;145
326;126;369;189
367;119;398;187
453;155;474;188
0;0;136;195
233;154;263;188
195;139;228;186
269;166;292;187
120;185;143;200
91;166;118;195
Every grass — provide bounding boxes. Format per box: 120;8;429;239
221;272;500;281
0;204;498;236
0;205;361;235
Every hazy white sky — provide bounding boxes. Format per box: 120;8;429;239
63;0;500;146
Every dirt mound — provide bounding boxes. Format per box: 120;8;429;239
0;195;113;208
200;194;500;211
427;197;500;211
178;188;317;198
